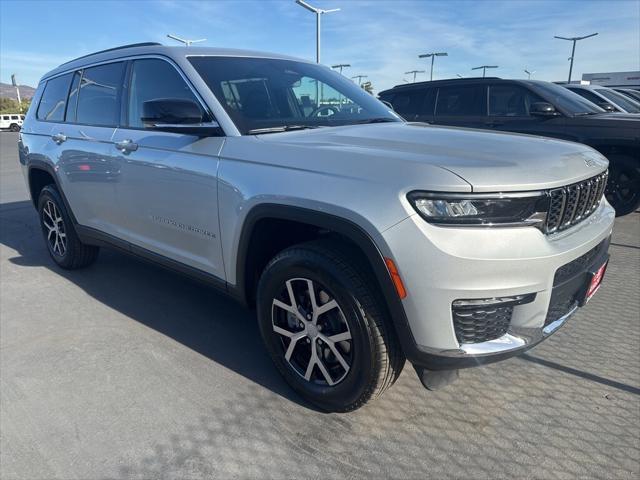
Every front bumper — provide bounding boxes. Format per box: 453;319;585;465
383;198;615;370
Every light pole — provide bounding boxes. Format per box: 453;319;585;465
524;68;535;79
404;70;425;83
166;34;206;46
472;65;498;77
554;33;598;83
351;75;367;86
331;63;351;74
11;74;21;112
296;0;340;64
418;52;447;81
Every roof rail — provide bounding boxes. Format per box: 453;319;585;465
58;42;162;67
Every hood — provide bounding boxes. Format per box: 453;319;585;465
259;122;608;192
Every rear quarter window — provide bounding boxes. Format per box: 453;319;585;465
36;73;73;122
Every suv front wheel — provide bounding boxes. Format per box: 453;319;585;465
257;240;404;412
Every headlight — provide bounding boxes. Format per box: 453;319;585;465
407;191;550;228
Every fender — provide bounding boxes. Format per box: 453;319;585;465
232;203;427;365
27;160;79;225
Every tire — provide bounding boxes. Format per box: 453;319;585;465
37;184;99;269
10;124;20;132
256;239;405;412
605;154;640;216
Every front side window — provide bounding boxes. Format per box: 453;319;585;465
37;73;73;122
128;59;204;128
488;85;544;116
189;56;398;134
76;62;125;126
435;85;484;116
568;87;608;106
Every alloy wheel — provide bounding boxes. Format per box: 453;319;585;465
271;278;353;386
42;200;67;257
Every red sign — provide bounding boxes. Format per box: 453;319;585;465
586;262;607;301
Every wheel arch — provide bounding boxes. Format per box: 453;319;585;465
27;161;78;224
233;203;420;361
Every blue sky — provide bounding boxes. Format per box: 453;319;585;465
1;0;638;92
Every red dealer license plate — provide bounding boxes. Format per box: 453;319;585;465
584;261;608;303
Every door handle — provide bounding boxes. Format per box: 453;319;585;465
51;133;67;144
115;139;138;153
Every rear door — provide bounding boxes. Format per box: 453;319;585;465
432;84;487;128
111;57;225;278
54;62;124;235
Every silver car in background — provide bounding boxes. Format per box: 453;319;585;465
19;43;615;411
565;84;640;113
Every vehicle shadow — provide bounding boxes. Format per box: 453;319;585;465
0;200;309;409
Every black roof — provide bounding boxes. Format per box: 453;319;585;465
379;77;504;95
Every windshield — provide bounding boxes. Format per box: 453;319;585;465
595;88;640;113
529;82;605;115
188;56;399;134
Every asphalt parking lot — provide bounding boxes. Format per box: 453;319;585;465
1;130;638;479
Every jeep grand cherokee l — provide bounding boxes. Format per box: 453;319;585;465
19;44;614;412
379;78;640;216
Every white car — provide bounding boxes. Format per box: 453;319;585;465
0;113;24;131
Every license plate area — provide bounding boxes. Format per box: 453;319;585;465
581;260;608;305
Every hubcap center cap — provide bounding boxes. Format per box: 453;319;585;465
305;323;319;338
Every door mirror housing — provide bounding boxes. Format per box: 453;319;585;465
530;102;560;117
141;98;223;136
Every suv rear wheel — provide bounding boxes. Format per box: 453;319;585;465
606;154;640;216
38;185;99;269
256;240;404;412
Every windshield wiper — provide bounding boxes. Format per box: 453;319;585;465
247;125;324;135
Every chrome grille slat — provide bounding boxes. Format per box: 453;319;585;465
544;171;607;234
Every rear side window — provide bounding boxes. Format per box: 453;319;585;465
127;58;203;128
435;85;485;116
76;62;125;126
11;115;19;120
37;73;73;122
488;85;544;116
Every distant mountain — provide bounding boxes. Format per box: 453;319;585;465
0;83;36;100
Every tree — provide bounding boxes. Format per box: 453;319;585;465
0;97;31;114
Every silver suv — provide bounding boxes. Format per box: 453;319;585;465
19;43;614;411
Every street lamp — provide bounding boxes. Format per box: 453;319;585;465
471;65;498;77
418;52;448;81
351;75;367;86
331;63;351;74
296;0;340;64
554;33;598;83
404;70;425;83
166;34;206;46
524;68;535;79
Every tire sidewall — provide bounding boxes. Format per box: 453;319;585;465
257;250;378;411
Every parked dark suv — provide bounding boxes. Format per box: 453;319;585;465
379;78;640;215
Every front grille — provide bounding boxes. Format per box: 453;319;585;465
545;171;608;234
453;306;513;344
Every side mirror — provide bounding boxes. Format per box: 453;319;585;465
141;98;222;136
530;102;560;117
598;102;616;112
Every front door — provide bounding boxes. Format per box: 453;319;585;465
111;57;225;279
